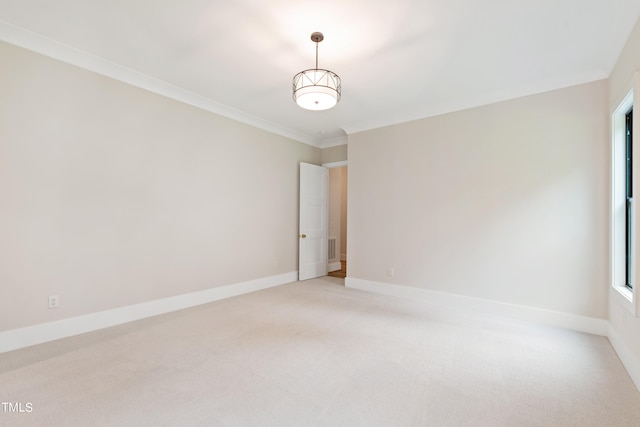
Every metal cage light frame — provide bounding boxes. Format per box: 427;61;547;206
293;32;341;111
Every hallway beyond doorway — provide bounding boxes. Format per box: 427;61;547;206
328;260;346;279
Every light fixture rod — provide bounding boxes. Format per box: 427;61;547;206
310;32;324;70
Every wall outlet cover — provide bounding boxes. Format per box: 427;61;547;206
48;295;59;309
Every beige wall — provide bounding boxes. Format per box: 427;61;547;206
609;17;640;366
348;80;609;319
321;144;347;164
0;42;320;331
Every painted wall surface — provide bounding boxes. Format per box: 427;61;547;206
0;42;320;331
321;144;347;164
348;80;609;319
609;17;640;366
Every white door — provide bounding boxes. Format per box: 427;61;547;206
299;162;328;281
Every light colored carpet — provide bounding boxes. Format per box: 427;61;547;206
1;276;639;426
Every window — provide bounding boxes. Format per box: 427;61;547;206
626;107;633;290
612;75;638;316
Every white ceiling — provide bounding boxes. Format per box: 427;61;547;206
1;0;639;147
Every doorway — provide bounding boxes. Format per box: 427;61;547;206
326;163;347;279
298;161;348;281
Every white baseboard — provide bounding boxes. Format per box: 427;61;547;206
607;325;640;391
328;262;342;272
346;278;640;391
345;278;608;336
0;271;297;353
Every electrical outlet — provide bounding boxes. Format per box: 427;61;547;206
387;267;395;277
48;295;59;309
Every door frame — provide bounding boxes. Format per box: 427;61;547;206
322;160;348;276
297;160;349;281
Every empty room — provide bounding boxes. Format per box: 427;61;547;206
2;1;640;425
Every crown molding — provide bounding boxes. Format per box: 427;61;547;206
0;20;320;147
317;135;348;149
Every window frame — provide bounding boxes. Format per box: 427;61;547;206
626;107;633;290
612;72;639;316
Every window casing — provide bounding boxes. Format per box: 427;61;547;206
612;73;639;316
626;107;633;290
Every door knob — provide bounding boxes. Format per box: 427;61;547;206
300;234;307;238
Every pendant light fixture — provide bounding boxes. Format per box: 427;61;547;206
293;32;341;111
